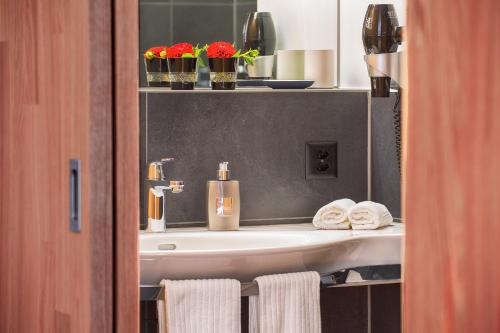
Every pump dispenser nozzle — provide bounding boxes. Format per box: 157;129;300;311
217;161;230;181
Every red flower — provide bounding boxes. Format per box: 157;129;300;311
166;43;195;58
207;41;237;58
144;46;168;59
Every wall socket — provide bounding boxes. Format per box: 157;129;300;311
305;142;338;179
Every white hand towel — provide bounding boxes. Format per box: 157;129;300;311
312;198;356;229
158;279;241;333
249;271;321;333
157;299;166;333
348;201;393;230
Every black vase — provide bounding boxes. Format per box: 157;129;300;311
167;58;198;90
144;58;169;87
208;58;238;90
243;12;277;56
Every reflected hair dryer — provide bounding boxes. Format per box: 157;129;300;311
362;4;403;97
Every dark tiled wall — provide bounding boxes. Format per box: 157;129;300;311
140;90;368;227
139;0;257;87
371;284;401;333
139;90;401;332
321;286;368;332
371;92;402;217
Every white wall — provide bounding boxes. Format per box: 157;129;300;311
257;0;406;88
257;0;338;86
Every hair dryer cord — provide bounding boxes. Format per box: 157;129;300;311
393;88;402;175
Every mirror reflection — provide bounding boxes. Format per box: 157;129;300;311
139;0;257;87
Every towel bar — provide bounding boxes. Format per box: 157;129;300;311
140;264;401;300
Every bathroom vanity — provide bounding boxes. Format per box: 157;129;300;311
140;223;403;284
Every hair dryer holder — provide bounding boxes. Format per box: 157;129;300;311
364;51;406;89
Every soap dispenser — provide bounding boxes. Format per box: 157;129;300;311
207;162;240;231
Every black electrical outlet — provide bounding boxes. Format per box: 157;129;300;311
305;142;338;179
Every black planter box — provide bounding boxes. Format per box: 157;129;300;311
208;58;238;90
144;58;169;87
167;58;198;90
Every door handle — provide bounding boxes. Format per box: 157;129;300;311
69;159;81;233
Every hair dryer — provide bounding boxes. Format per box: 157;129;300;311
362;4;403;97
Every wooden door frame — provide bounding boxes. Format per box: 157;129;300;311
89;0;114;331
90;0;140;330
114;0;140;332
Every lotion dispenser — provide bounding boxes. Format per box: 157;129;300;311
207;162;240;231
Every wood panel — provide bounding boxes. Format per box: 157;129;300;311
0;0;113;332
89;0;114;332
114;0;140;332
404;0;500;332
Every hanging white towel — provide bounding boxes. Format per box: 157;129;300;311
348;201;393;230
249;271;321;333
157;299;166;333
312;198;356;229
158;279;241;333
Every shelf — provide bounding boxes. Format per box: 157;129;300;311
138;87;371;94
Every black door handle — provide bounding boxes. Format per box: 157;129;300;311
69;159;81;233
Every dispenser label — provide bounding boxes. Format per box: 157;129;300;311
216;197;233;215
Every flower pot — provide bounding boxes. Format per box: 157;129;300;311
167;58;198;90
144;58;169;87
208;58;238;90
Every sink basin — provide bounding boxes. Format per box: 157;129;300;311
140;223;403;284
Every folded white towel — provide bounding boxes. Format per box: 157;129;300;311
312;198;356;229
158;279;241;333
348;201;393;230
249;271;321;333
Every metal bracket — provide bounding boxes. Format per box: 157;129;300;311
140;265;401;301
364;52;407;89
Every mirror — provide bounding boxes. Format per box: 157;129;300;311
139;0;257;87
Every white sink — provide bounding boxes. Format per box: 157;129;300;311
140;223;403;284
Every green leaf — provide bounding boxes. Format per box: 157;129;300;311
234;48;260;61
144;51;155;60
181;53;194;58
197;56;206;68
232;50;241;58
243;56;254;65
193;44;208;58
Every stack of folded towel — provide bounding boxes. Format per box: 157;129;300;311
312;198;356;229
313;199;393;230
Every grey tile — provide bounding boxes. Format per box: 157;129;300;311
140;93;148;229
141;0;170;3
145;91;368;224
173;0;233;3
241;297;249;333
371;92;401;217
140;301;158;333
236;3;257;49
321;286;368;333
172;5;233;46
371;284;401;333
139;2;172;87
